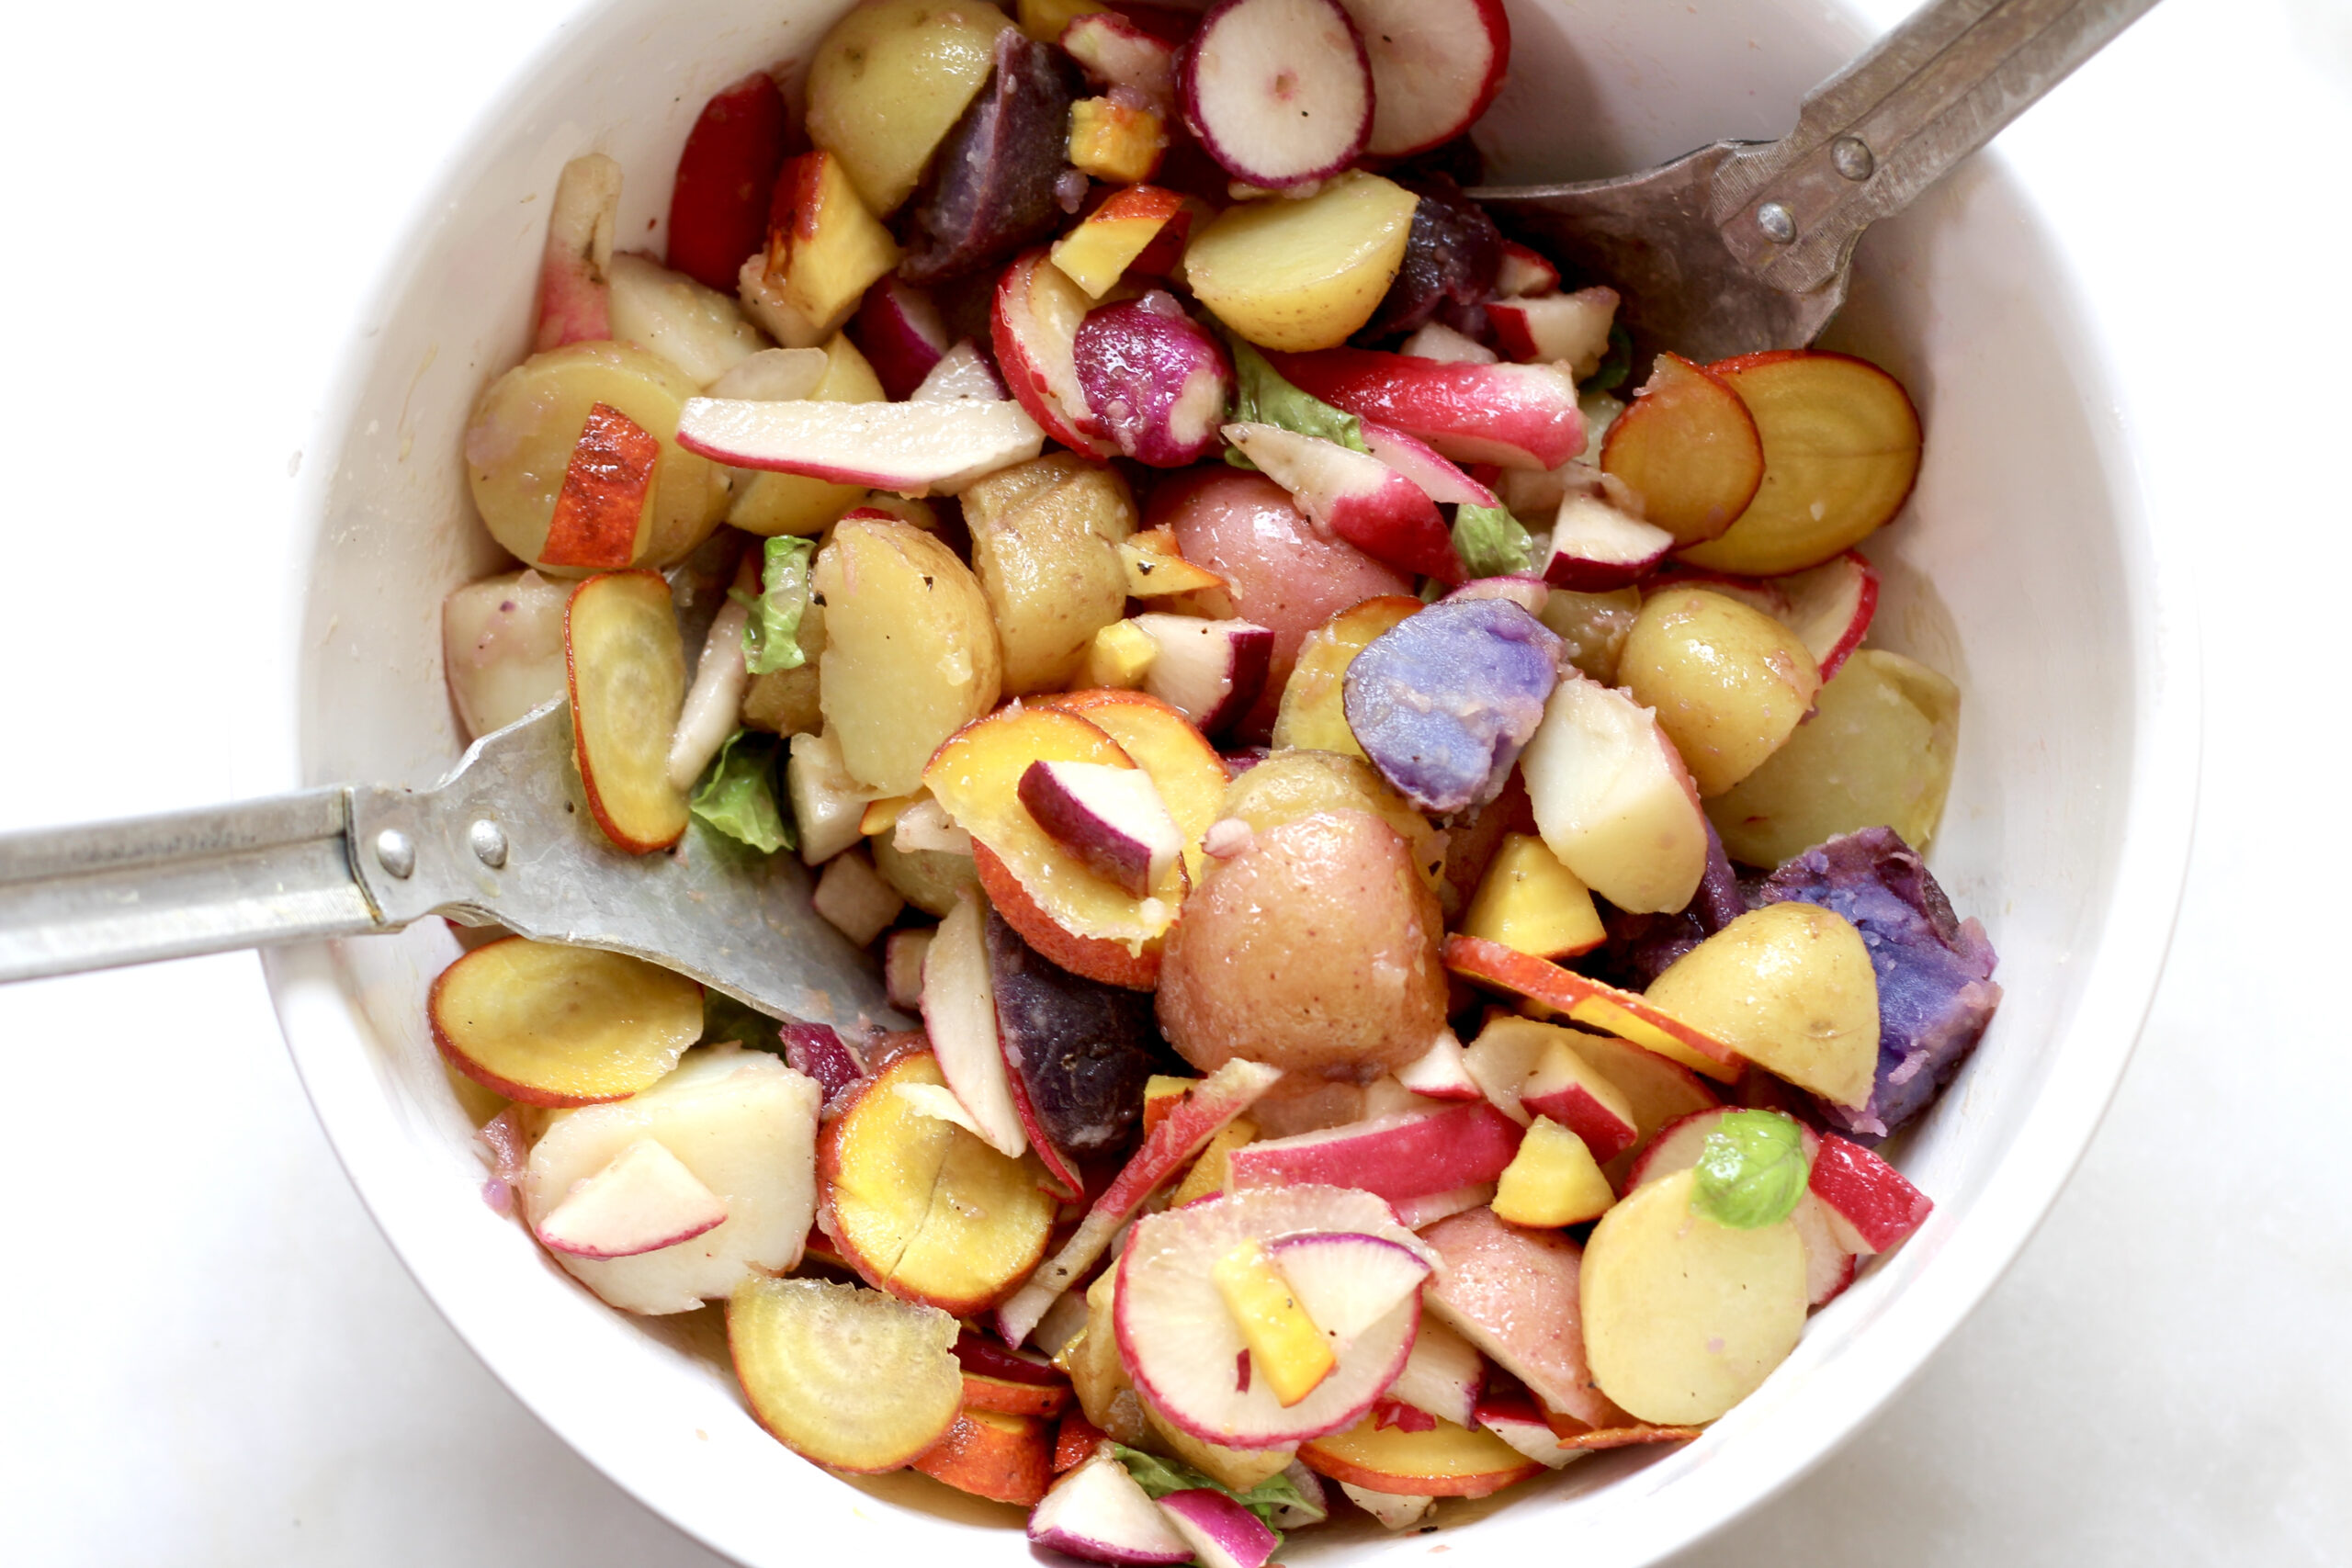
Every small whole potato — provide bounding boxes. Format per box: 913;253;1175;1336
1216;750;1443;887
1148;468;1413;738
1619;587;1822;796
1156;809;1448;1088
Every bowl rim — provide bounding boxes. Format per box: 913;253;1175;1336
254;0;2203;1560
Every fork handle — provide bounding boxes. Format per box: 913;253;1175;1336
0;790;393;982
1714;0;2162;294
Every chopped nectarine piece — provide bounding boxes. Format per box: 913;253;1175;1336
1069;98;1168;185
763;150;902;337
1080;619;1159;690
1491;1118;1614;1227
1052;185;1189;298
1444;934;1743;1081
1212;1239;1337;1406
430;936;702;1106
913;1407;1056;1505
538;403;659;570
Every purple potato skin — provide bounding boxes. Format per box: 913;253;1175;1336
1072;292;1235;467
983;908;1172;1161
1363;175;1505;340
1758;827;2003;1143
899;30;1075;285
1342;598;1563;816
1583;818;1746;989
777;1020;865;1104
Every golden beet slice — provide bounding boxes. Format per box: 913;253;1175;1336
1599;352;1764;547
429;936;702;1106
566;570;690;852
820;1051;1057;1315
728;1276;963;1472
1676;350;1923;576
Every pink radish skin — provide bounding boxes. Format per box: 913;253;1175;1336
1262;1232;1433;1344
1179;0;1374;187
1401;321;1499;364
1361;422;1501;508
1018;759;1185;899
1224;1102;1524;1202
1494;242;1561;299
1543;493;1675;591
1337;0;1512;157
535;153;621;352
1222;423;1463;583
1265;347;1586;470
1064;12;1181;110
1128;614;1275;737
1029;1449;1195;1565
1388;1182;1493;1230
992;249;1118;457
1073;293;1234;467
1156;1490;1280;1568
852;277;950;400
1770;550;1880;682
910;339;1010;403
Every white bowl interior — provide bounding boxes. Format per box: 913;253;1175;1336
264;1;2194;1563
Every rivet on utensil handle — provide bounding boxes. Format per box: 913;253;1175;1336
1756;201;1796;244
374;829;416;879
469;818;509;869
1831;136;1874;181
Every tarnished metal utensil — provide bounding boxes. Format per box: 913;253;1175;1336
0;700;902;1031
1472;0;2159;367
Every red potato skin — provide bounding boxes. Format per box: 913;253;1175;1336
1148;469;1414;739
665;71;797;293
1419;1206;1630;1431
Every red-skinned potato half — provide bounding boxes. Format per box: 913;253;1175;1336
565;570;691;852
1675;349;1923;576
665;71;796;294
537;403;659;570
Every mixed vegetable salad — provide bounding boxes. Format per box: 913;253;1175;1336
434;0;2003;1551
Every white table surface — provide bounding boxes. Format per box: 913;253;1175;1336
2;1;2346;1562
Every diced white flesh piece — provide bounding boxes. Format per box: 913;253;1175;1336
535;1136;729;1258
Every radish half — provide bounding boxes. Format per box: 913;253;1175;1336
1337;0;1512;158
1180;0;1374;188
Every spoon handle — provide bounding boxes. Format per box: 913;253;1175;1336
1714;0;2162;294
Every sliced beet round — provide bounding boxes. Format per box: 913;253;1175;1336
1178;0;1374;188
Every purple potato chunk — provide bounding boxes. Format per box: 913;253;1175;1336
1757;827;2003;1142
899;29;1075;285
1072;292;1235;467
1362;175;1504;340
1342;597;1563;816
1583;817;1746;989
984;908;1174;1176
777;1020;865;1104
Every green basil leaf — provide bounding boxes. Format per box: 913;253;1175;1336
1223;337;1368;468
701;990;784;1055
735;535;815;676
1588;320;1634;392
1451;502;1538;578
689;728;793;853
1109;1444;1312;1531
1690;1109;1809;1229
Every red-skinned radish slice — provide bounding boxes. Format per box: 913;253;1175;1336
1386;1317;1483;1427
910;339;1011;403
1494;242;1559;299
1263;1233;1433;1345
1265;347;1585;470
993;249;1119;457
1387;1182;1493;1230
1394;1031;1482;1100
1063;12;1182;111
666;72;796;294
853;276;951;400
705;345;830;400
1222;423;1463;582
567;570;691;852
1156;1490;1281;1568
1769;550;1879;682
1336;0;1512;157
536;153;621;352
1127;614;1275;737
1179;0;1374;188
535;1137;728;1259
1115;1187;1433;1448
1488;287;1619;379
1019;760;1185;899
539;403;659;570
1400;321;1499;364
1360;422;1500;508
1542;492;1675;592
1073;293;1234;467
1809;1131;1934;1254
1029;1448;1195;1565
1225;1103;1525;1202
674;397;1043;494
922;887;1028;1158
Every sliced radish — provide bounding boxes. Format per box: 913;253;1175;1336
1223;1102;1523;1203
704;345;829;400
1473;1382;1580;1468
1128;613;1274;737
1179;0;1373;188
1488;287;1619;378
1222;423;1462;581
1264;1232;1433;1345
674;397;1043;494
1029;1448;1194;1565
1385;1315;1482;1428
1019;759;1185;899
1155;1489;1280;1568
1338;1483;1434;1530
1063;12;1182;111
1360;422;1501;508
1388;1182;1494;1230
535;1137;729;1258
1494;242;1560;299
1116;1186;1432;1447
1400;321;1499;364
921;886;1027;1158
853;276;950;400
1809;1131;1934;1255
993;247;1118;457
1335;0;1511;157
1770;550;1879;682
1393;1030;1482;1100
910;339;1011;403
536;152;621;352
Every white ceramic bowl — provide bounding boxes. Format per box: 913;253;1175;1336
259;1;2199;1562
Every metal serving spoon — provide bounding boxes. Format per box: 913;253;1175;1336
0;0;2156;1024
1471;0;2158;366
